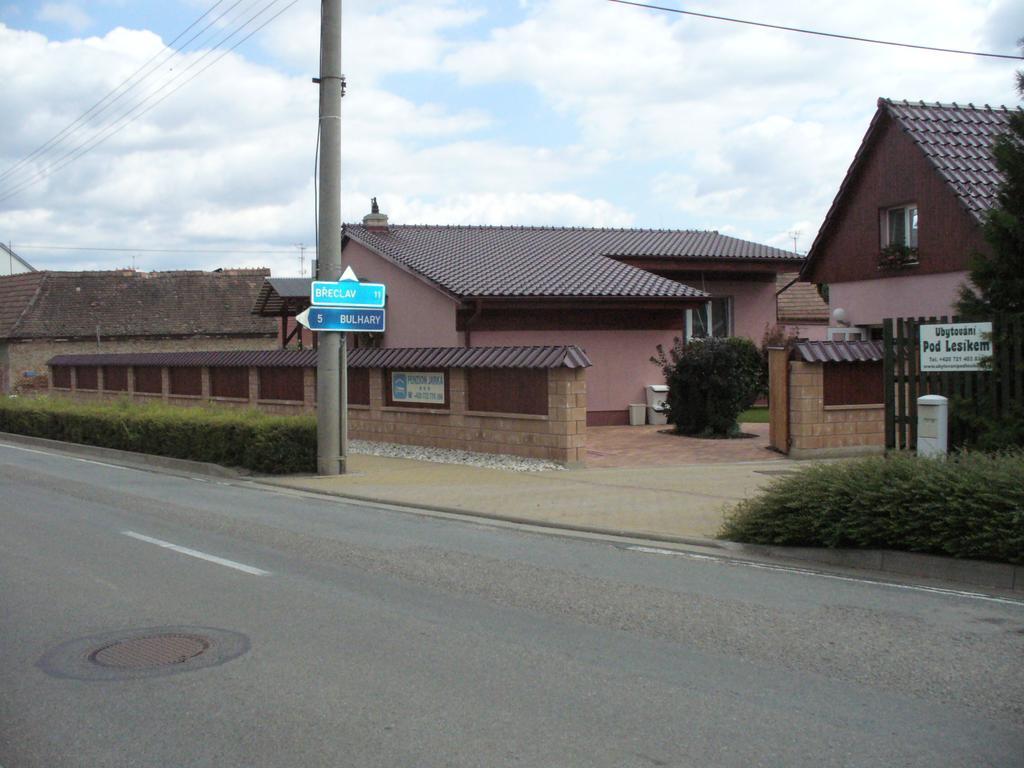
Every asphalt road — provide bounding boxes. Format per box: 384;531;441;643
1;441;1022;768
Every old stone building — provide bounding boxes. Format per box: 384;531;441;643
0;269;277;394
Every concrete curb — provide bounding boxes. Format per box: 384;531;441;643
0;432;247;480
249;477;727;550
729;542;1023;594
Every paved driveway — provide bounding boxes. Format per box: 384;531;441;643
585;423;776;468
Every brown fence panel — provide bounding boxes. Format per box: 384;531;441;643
210;366;249;399
75;366;98;390
51;365;72;389
169;367;201;396
467;368;547;415
259;367;304;402
134;366;163;394
103;366;128;392
348;368;369;405
823;361;883;406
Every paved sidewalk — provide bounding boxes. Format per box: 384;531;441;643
263;452;797;542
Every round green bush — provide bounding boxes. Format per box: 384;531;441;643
663;337;762;437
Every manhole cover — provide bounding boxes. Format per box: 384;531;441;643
89;633;210;669
38;626;249;681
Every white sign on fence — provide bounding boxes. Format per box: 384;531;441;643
919;322;993;372
391;371;446;405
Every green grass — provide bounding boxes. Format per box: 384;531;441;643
0;396;316;474
720;451;1024;564
738;407;769;423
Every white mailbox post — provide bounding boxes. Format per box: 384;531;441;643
917;395;948;457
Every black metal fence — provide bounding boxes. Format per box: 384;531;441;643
883;315;1023;450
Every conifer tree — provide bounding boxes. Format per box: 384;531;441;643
958;67;1024;318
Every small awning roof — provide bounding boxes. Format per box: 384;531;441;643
792;340;884;363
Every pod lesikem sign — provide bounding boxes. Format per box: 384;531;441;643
919;322;993;372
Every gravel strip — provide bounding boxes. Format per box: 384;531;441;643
349;440;566;472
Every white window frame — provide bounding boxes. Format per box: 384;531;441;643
686;296;733;341
881;204;919;249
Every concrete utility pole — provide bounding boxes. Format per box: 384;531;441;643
316;0;345;475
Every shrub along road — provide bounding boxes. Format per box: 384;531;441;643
1;442;1023;767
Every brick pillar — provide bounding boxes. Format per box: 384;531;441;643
127;366;135;397
160;367;170;400
97;366;105;394
449;368;465;424
248;367;259;405
369;369;384;410
547;368;586;466
70;366;78;392
200;367;210;401
303;367;316;411
788;361;824;452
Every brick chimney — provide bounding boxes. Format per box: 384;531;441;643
362;197;389;232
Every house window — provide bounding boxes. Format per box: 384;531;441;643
686;297;732;340
882;205;918;248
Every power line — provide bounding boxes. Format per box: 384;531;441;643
15;244;297;254
0;0;235;187
607;0;1024;61
0;0;299;204
0;0;287;202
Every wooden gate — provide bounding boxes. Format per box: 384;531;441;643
767;347;789;453
883;315;1023;450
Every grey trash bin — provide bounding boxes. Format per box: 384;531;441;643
646;384;669;425
629;403;646;426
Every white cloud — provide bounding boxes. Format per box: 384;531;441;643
36;2;91;32
0;0;1020;277
442;0;1018;240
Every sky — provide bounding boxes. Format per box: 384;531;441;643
0;0;1021;277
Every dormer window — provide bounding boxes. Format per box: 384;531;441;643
883;205;918;248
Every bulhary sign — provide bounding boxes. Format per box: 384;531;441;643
391;371;445;405
919;322;993;372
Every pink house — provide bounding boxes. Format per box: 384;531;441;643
801;99;1014;335
254;208;805;425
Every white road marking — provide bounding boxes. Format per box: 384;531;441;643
122;531;270;576
0;442;138;471
625;546;1024;607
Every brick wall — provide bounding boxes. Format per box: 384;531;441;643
348;368;586;465
4;336;276;394
48;362;587;466
788;360;885;458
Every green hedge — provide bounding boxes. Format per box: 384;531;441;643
0;396;316;474
720;452;1024;564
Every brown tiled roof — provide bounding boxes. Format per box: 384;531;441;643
776;273;829;323
883;99;1014;220
792;340;884;363
803;99;1017;278
48;345;592;370
1;269;277;340
344;224;796;300
0;272;45;337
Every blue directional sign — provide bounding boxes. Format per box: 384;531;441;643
296;307;385;333
311;270;386;308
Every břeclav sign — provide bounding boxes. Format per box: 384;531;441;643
919;321;993;372
311;265;386;308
